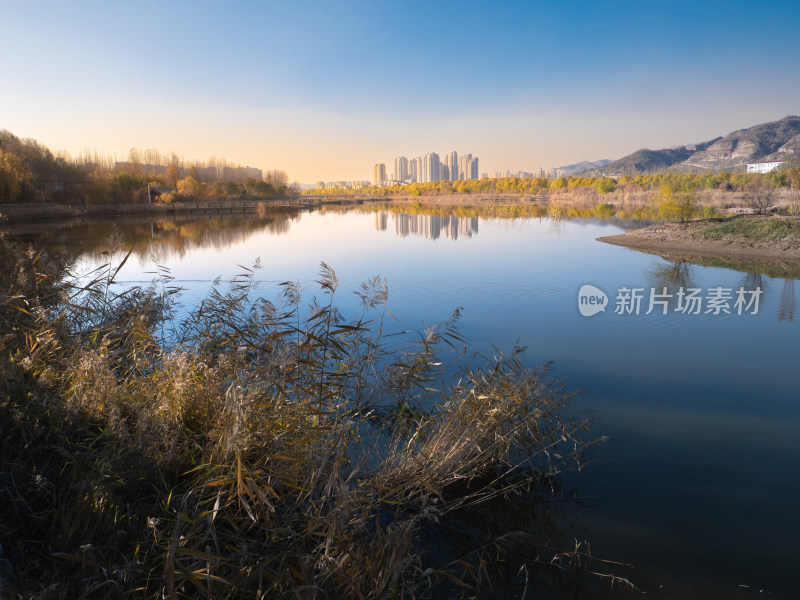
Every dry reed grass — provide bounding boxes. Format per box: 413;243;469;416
0;233;634;598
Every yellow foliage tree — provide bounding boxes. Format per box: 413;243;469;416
165;163;181;188
0;149;28;202
657;183;695;222
177;176;202;198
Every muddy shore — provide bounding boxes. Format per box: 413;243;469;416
598;215;800;277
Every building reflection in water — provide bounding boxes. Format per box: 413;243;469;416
374;211;478;240
374;211;388;232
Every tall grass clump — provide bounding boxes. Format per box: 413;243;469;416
0;233;630;598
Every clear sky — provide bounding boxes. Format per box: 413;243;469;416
2;0;799;183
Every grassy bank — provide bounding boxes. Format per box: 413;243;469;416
0;235;627;598
598;214;800;276
697;215;800;244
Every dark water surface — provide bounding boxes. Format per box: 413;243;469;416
8;207;799;599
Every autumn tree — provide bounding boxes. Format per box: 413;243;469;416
595;177;617;194
265;169;288;187
177;176;203;198
0;149;27;202
165;162;181;188
225;181;243;197
244;177;275;197
657;182;695;222
143;148;161;173
211;181;226;196
126;148;143;176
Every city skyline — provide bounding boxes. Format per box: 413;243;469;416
2;1;799;183
373;150;479;185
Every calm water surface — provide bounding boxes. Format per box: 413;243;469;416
10;208;799;599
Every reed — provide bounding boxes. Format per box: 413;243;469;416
0;234;633;598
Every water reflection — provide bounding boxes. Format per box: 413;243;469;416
644;261;798;320
418;478;632;599
740;271;764;292
5;207;798;329
778;279;796;322
374;211;479;240
2;210;302;262
647;260;696;291
0;202;662;263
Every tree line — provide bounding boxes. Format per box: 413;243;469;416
307;168;800;198
0;130;291;205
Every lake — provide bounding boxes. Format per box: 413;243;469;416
8;205;799;599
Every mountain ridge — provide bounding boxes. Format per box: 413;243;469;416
555;159;612;176
594;115;800;175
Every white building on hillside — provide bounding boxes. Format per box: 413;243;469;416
747;161;783;174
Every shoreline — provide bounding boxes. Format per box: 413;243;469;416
0;197;371;224
0;194;553;225
3;187;799;224
597;215;800;271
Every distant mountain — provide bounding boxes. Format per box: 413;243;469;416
556;159;611;176
762;132;800;162
601;115;800;175
598;144;716;175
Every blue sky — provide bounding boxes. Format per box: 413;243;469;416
2;0;799;181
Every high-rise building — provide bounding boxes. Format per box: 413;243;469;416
456;154;479;180
458;154;471;180
394;156;409;183
373;163;386;186
469;156;479;180
425;152;440;182
416;156;427;183
374;151;478;184
445;151;458;181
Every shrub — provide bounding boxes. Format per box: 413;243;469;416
744;182;775;215
657;183;695;222
595;177;617;195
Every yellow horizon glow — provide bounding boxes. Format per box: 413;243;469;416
2;92;794;183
